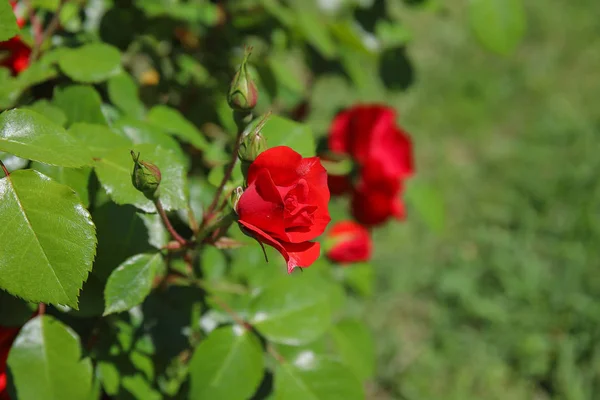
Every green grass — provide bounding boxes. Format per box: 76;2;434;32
368;1;600;399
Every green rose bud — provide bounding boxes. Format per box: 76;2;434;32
130;150;161;200
238;129;267;163
228;47;258;112
230;186;244;213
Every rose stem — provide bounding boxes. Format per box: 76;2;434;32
30;0;67;62
0;160;9;178
202;112;248;226
154;198;188;246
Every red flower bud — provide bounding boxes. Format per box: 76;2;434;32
325;221;372;264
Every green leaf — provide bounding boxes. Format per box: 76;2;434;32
0;151;28;171
330;319;375;380
7;315;93;400
104;253;163;315
0;0;19;42
189;326;264;400
23;100;68;127
57;42;122;83
0;290;36;326
250;275;332;345
53;85;107;126
68;122;133;157
273;353;363;400
339;262;374;298
147;105;208;150
30;162;91;207
0;109;92;167
406;179;445;233
253;115;315;157
288;1;336;59
0;170;96;307
469;0;526;55
107;73;145;118
94;143;188;212
111;117;188;166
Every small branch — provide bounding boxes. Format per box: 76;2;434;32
209;293;252;330
22;0;43;47
187;206;200;235
0;160;9;178
30;0;67;62
154;198;188;246
37;303;46;316
202;112;248;227
267;343;286;364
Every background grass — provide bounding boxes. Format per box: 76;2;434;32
367;1;600;399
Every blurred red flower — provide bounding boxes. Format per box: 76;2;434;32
1;1;30;75
0;326;19;400
326;221;372;264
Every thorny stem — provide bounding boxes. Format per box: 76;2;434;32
0;160;9;178
154;198;188;246
202;112;249;227
209;293;252;330
31;0;67;62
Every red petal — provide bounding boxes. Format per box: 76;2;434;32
351;184;406;226
239;221;321;273
247;146;302;187
237;169;286;240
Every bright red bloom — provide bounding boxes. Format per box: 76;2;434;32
1;2;30;76
237;146;331;273
327;105;414;226
0;326;19;400
326;221;372;264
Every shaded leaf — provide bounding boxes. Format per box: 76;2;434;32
31;162;91;207
250;275;332;345
104;253;164;315
0;170;96;307
0;0;19;42
330;319;375;380
0;109;92;167
58;42;122;83
273;352;363;400
0;290;36;327
23;100;67;127
53;85;107;126
7;315;93;400
107;72;144;118
147;105;208;150
189;326;264;400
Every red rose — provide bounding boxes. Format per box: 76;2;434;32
327;104;414;225
0;326;19;400
325;221;372;264
0;37;31;75
237;146;331;273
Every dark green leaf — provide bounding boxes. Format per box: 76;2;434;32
107;73;145;118
68;122;133;157
253;115;316;157
189;326;264;400
250;275;332;345
330;319;375;380
104;253;164;315
273;353;363;400
94;143;188;212
0;0;19;42
147;105;208;150
31;162;91;207
53;85;107;126
0;170;96;308
469;0;526;55
58;42;122;83
0;109;92;167
23;100;68;127
7;316;93;400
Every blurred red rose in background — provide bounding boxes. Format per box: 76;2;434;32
327;104;414;226
0;326;19;400
1;1;30;75
326;221;372;264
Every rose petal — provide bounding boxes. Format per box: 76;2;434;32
351;184;406;226
237;169;286;239
247;146;303;187
239;221;321;273
326;221;372;263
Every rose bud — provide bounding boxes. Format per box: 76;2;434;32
130;151;161;200
236;146;331;273
227;47;258;112
325;221;372;264
238;128;266;163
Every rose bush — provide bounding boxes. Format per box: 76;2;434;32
237;146;330;273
